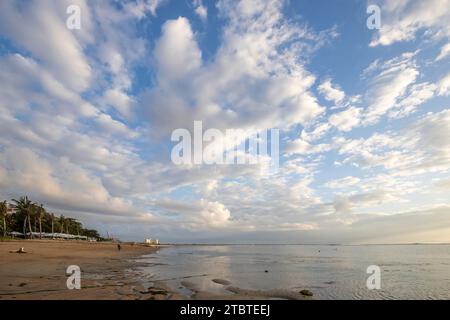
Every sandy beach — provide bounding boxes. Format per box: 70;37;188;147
0;241;314;300
0;240;182;300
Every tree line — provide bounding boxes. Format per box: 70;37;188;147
0;196;101;239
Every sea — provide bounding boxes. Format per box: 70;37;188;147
136;244;450;300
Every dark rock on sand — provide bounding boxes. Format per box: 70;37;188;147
139;287;168;295
212;279;231;286
300;289;313;297
10;247;27;254
227;286;309;300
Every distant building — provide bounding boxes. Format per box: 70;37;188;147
145;238;160;245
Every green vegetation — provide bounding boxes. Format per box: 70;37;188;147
0;196;101;240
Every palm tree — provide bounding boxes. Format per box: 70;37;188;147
37;204;46;239
59;215;65;234
65;218;80;235
8;204;15;233
12;196;35;238
0;201;7;237
51;213;55;236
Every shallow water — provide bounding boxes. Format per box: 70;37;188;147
136;244;450;299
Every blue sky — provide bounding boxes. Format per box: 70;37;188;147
0;0;450;243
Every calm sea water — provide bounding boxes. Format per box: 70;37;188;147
136;244;450;300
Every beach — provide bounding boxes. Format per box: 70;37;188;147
135;244;450;300
3;241;448;300
0;240;181;300
0;240;309;300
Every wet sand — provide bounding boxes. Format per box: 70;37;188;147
0;240;311;300
175;280;311;300
0;240;182;300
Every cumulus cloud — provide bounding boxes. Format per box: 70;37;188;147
124;0;166;18
318;79;345;104
302;51;437;135
370;0;450;47
95;113;139;139
438;72;450;96
390;82;437;118
0;147;137;217
333;189;393;214
329;107;362;132
154;17;202;82
193;0;208;21
0;0;93;92
0;0;449;243
337;110;450;175
103;89;135;119
0;54;97;119
154;198;231;229
325;176;361;189
141;0;328;136
436;42;450;61
285;139;331;155
364;52;419;124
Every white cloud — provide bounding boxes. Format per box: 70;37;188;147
325;176;361;189
103;89;134;119
0;0;92;92
98;44;126;80
390;82;437;118
0;54;97;118
95;113;138;138
329;107;362;132
155;198;231;229
193;0;208;21
1;0;449;243
318;79;345;104
141;0;328;135
154;17;203;85
124;0;166;18
199;200;231;227
364;52;419;124
370;0;450;47
438;72;450;96
285;139;331;155
436;42;450;61
300;123;331;141
338;110;450;175
333;189;391;214
0;147;137;217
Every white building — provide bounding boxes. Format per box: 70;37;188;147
145;238;160;245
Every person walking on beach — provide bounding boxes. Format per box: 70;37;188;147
117;244;121;251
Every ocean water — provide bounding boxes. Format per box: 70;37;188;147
136;244;450;300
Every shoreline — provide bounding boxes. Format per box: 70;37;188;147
8;241;446;300
132;246;313;300
0;240;312;300
0;239;184;300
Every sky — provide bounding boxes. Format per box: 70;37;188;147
0;0;449;244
